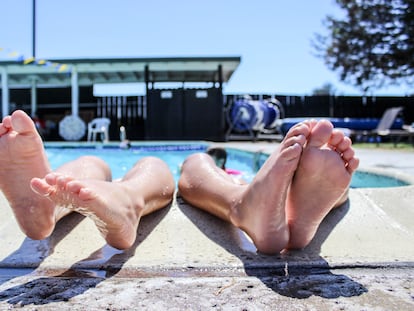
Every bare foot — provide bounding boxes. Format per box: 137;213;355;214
0;110;55;239
230;122;311;254
286;120;359;249
31;173;144;249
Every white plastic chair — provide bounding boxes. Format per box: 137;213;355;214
87;118;111;142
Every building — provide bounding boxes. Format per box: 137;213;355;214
0;56;241;141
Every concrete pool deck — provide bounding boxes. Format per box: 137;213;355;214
0;142;413;310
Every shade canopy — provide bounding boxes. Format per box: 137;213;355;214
0;56;241;87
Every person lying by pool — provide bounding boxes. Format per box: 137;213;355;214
205;147;245;184
205;147;228;170
206;147;266;178
178;119;359;254
0;110;175;250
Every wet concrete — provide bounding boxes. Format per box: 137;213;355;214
0;144;413;310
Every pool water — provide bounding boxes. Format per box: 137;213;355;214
350;171;409;188
45;145;206;181
45;145;410;188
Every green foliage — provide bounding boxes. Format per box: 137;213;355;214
312;82;336;95
314;0;414;92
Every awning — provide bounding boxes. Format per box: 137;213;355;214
0;56;241;87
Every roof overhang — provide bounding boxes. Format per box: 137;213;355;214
0;56;241;88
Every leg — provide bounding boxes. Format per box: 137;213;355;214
31;157;175;249
178;123;310;254
286;120;359;249
0;110;111;239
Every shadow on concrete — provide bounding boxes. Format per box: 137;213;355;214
0;204;171;307
176;196;368;299
0;212;86;286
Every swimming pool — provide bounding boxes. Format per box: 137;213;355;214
45;144;208;181
45;144;260;183
44;144;411;188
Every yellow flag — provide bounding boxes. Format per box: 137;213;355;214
24;57;35;64
58;64;68;72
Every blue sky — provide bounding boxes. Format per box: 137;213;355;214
0;0;411;96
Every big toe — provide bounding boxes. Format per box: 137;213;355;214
31;178;54;196
307;120;333;148
11;110;37;133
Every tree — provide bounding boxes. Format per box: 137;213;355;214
314;0;414;92
312;82;336;95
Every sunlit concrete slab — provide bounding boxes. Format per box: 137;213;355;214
0;186;413;274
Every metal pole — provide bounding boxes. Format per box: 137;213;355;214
217;64;224;140
30;0;37;117
1;68;9;118
71;67;79;116
31;78;37;117
32;0;36;58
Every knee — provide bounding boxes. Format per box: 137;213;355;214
178;153;208;190
79;155;109;167
78;155;111;179
138;156;172;176
137;156;175;187
140;156;168;167
181;153;212;172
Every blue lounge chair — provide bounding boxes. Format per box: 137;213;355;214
360;107;413;146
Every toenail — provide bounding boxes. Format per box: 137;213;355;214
43;190;53;197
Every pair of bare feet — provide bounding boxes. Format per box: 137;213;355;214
0;110;359;254
0;110;175;250
178;119;359;254
237;120;359;253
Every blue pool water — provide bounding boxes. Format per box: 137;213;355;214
45;144;410;188
45;144;207;181
349;171;409;188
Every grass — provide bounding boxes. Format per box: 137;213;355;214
353;141;414;150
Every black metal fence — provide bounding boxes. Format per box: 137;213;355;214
2;87;413;141
224;94;414;123
95;96;146;140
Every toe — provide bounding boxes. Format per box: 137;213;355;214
336;137;352;154
30;178;55;196
286;122;311;140
45;173;60;185
283;142;304;161
56;175;74;189
11;110;37;133
66;180;84;194
284;133;306;148
0;117;11;135
1;116;12;130
346;157;360;173
307;120;333;148
329;129;345;147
